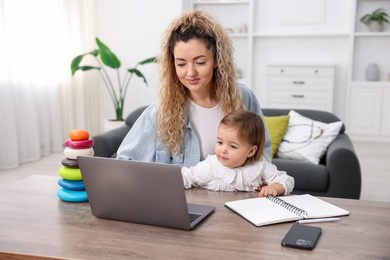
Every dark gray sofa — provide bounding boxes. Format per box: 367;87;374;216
263;108;361;199
93;106;361;199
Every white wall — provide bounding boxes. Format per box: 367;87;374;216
95;0;183;128
251;0;352;119
95;0;354;127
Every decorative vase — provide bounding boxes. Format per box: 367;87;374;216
103;119;126;132
366;63;380;81
368;21;383;32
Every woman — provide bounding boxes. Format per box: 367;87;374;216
117;10;271;167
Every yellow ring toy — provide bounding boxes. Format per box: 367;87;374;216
59;166;82;181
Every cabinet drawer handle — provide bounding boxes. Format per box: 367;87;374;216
292;81;305;85
292;94;305;98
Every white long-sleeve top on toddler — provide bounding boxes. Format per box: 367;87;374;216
181;154;294;194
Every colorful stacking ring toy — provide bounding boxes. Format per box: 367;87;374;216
65;138;94;149
69;129;90;141
59;166;82;181
58;178;85;191
57;188;88;202
61;158;79;168
64;147;94;160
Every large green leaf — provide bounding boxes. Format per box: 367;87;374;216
71;55;84;75
128;68;148;85
96;37;121;69
139;57;157;65
78;66;101;71
71;50;100;75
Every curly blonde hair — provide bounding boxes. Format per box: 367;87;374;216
158;10;244;154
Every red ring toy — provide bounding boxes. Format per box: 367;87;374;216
65;138;94;149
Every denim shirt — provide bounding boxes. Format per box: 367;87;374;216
116;84;272;167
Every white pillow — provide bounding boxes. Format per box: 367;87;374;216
277;110;343;165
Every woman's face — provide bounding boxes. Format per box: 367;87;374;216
173;39;217;100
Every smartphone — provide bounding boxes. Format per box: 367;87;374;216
281;224;322;250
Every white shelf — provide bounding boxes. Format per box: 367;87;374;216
346;0;390;140
193;0;249;4
355;32;390;37
350;81;390;87
229;33;249;38
254;33;349;38
356;0;390;3
266;62;336;67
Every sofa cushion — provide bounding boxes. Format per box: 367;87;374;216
264;115;290;158
263;108;345;134
277;110;343;165
273;158;328;192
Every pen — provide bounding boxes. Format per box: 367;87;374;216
297;217;340;224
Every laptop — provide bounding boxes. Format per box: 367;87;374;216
77;156;215;230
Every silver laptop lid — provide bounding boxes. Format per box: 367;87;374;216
78;156;214;230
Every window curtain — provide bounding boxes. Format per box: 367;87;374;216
0;0;98;169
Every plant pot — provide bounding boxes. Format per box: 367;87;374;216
103;119;126;132
369;21;383;32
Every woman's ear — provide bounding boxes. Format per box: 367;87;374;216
247;145;258;158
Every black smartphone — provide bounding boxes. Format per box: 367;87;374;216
281;224;322;250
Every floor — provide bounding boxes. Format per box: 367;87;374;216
0;141;389;202
353;141;390;202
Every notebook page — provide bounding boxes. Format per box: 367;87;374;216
280;194;349;219
225;197;302;226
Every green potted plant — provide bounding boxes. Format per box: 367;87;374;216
71;37;156;121
360;8;389;32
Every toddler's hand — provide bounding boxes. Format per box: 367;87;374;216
258;185;279;197
256;183;268;192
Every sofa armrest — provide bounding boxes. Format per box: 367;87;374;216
92;106;148;158
325;134;361;199
93;125;130;158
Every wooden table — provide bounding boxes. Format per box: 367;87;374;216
0;175;389;259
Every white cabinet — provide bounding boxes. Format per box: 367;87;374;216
348;84;390;140
265;64;335;112
351;0;390;82
349;85;382;136
382;88;390;136
346;0;390;141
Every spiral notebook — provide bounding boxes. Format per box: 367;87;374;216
225;194;349;227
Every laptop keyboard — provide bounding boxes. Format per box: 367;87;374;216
189;213;201;223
